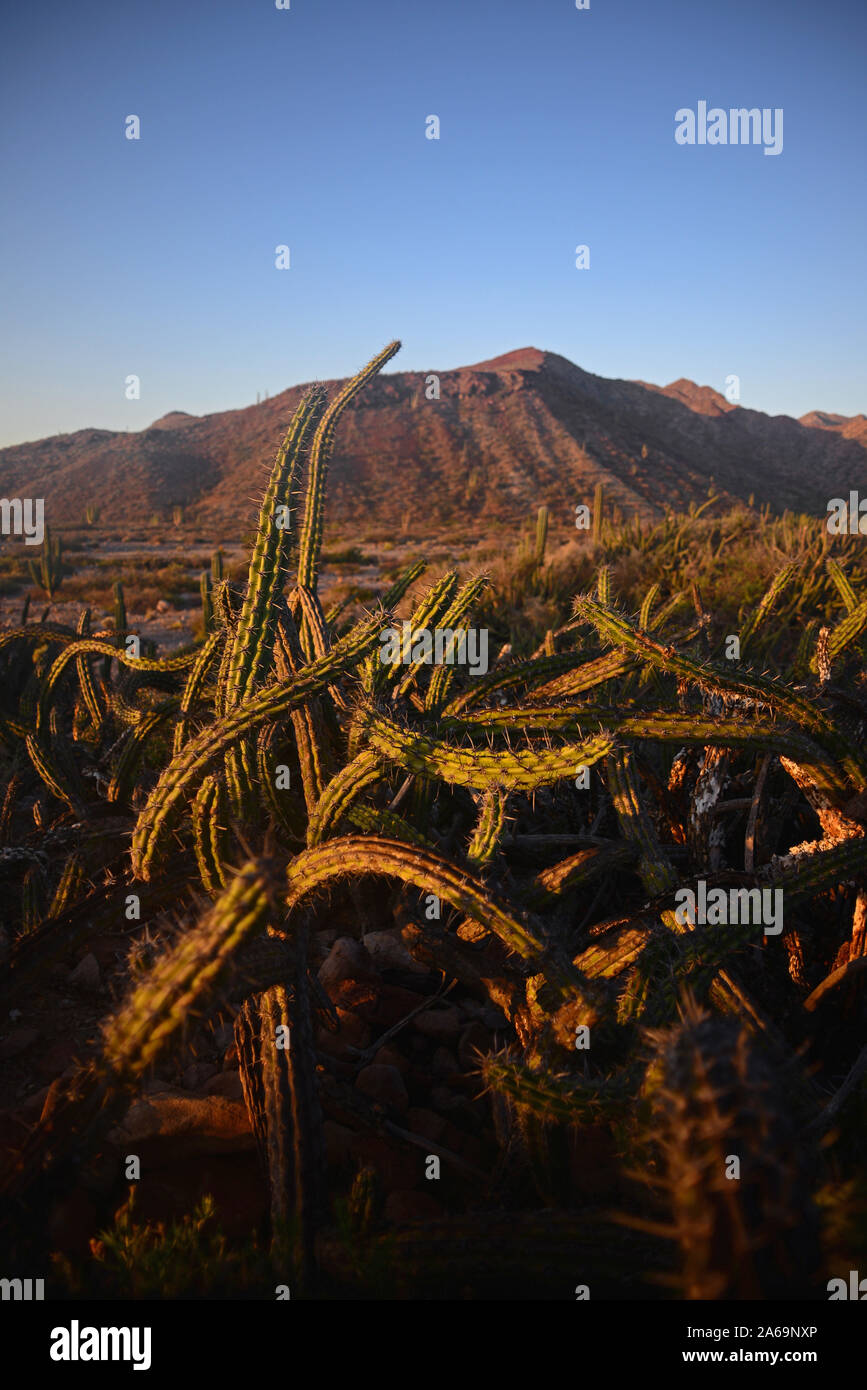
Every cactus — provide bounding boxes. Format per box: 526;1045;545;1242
113;580;127;640
534;505;549;567
643;1001;821;1299
99;860;273;1084
131;614;385;878
27;527;65;600
297;341;401;596
361;703;614;793
482;1052;633;1126
284;833;576;998
222;386;328;713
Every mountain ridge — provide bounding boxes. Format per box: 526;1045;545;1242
1;349;864;538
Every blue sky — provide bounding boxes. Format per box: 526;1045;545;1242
0;0;864;445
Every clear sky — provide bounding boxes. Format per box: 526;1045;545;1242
1;0;864;446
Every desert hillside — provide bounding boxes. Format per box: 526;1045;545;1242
2;348;865;540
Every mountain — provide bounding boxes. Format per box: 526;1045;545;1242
1;349;865;540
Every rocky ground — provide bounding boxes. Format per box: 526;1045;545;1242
0;879;620;1275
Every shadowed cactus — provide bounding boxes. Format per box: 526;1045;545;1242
640;1000;821;1299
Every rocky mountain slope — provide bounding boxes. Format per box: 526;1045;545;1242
2;348;864;539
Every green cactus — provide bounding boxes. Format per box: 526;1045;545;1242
27;527;65;600
534;505;549;567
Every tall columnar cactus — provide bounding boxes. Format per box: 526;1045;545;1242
296;341;401;596
535;505;549;567
27;527;65;600
113;580;127;640
221;386;328;714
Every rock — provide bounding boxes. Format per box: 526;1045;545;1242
69;952;101;992
457;920;488;943
318;937;377;993
367;982;425;1029
429;1087;482;1130
432;1046;460;1079
362;929;427;975
182;1060;218;1090
372;1043;410;1075
315;928;340;959
406;1107;446;1144
413;1006;462;1041
107;1087;254;1157
384;1189;444;1224
202;1070;244;1102
316;1009;371;1060
328;977;380;1015
0;1026;39;1060
356;1064;409;1113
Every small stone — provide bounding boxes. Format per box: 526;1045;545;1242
372;1043;410;1075
457;920;488;943
202;1070;244;1102
107;1088;254;1156
356;1063;409;1113
406;1107;446;1143
318;937;377;993
362;930;427;975
432;1046;459;1079
413;1006;462;1040
69;952;101;991
182;1060;218;1090
368;983;425;1030
429;1087;481;1128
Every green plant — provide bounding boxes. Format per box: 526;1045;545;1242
27;527;65;600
